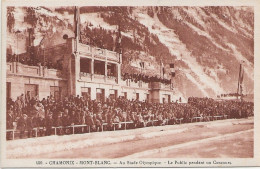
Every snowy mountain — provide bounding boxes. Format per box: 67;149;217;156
6;6;254;100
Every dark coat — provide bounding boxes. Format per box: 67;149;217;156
26;117;33;130
85;114;94;126
17;117;27;131
45;116;53;129
62;115;71;127
55;116;63;127
6;113;13;129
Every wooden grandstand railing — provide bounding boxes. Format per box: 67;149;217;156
6;115;229;140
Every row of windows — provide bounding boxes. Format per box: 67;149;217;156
6;82;61;100
6;82;152;102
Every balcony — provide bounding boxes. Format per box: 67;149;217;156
122;79;149;89
107;76;117;83
6;62;64;80
93;74;106;83
77;42;119;62
78;43;92;55
107;51;119;62
79;72;92;81
149;82;172;90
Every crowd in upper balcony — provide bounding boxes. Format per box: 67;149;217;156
6;54;63;70
122;73;171;85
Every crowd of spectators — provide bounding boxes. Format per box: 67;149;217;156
188;97;253;119
217;93;243;98
7;54;63;70
122;73;171;85
6;94;254;140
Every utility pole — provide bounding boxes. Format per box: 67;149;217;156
15;30;21;62
74;6;81;53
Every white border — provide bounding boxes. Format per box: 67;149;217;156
1;0;260;167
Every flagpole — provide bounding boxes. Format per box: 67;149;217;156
240;64;244;101
237;63;242;99
160;58;162;79
74;6;81;53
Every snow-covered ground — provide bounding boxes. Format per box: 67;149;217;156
6;117;253;158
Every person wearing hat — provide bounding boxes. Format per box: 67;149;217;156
6;110;14;140
106;109;114;131
85;109;95;132
62;109;71;135
26;115;33;138
14;96;22;117
17;114;27;139
45;113;53;136
55;111;63;135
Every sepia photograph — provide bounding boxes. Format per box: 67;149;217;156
1;0;260;167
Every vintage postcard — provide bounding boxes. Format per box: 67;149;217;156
1;0;260;167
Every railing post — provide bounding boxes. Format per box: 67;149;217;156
35;128;38;137
72;126;75;134
12;130;15;140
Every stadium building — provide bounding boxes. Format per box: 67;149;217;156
6;7;175;103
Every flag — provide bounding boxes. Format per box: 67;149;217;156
160;59;165;78
240;64;244;84
139;62;144;69
239;64;244;94
118;25;122;44
170;63;175;77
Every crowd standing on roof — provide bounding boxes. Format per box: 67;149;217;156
6;93;254;140
7;54;63;70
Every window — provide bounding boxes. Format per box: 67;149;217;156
94;60;105;75
107;63;117;77
136;93;139;101
81;87;91;100
50;86;61;101
163;98;166;103
96;88;105;102
124;92;127;99
146;94;150;102
109;89;117;99
6;82;11;99
25;84;38;100
80;58;91;73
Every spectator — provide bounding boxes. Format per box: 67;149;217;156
26;116;33;138
6;94;254;140
45;113;53;136
17;114;27;139
6;110;14;140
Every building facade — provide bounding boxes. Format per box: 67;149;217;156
6;37;175;103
